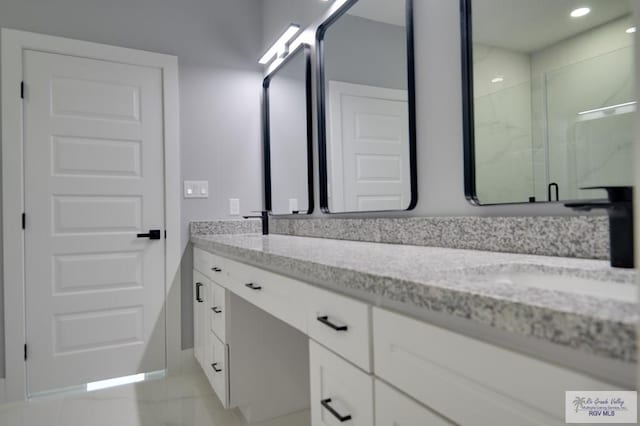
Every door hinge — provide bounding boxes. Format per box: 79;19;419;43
20;81;24;99
24;344;27;361
22;213;26;229
164;230;167;239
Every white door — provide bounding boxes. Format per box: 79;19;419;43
328;81;410;212
23;50;166;394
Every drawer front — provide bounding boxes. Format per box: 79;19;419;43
209;282;227;343
307;286;371;372
309;341;373;426
375;380;453;426
194;247;231;286
373;308;617;425
193;247;214;277
206;331;230;409
229;260;307;332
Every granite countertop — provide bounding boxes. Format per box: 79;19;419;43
191;233;638;364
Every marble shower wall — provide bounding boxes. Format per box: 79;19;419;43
531;16;635;201
473;44;534;204
473;16;635;204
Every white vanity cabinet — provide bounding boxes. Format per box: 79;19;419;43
192;247;625;426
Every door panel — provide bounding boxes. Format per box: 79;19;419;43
24;50;166;394
328;81;410;212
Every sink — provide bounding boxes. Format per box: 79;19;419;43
492;272;636;303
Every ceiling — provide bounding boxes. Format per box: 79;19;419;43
472;0;633;52
347;0;405;27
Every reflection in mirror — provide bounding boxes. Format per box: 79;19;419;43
317;0;416;213
462;0;635;205
264;45;313;215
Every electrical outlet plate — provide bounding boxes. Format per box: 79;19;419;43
184;181;209;198
229;198;240;215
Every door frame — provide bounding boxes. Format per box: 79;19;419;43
1;28;181;402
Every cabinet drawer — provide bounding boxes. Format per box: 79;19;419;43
309;341;373;426
373;308;617;425
375;380;453;426
208;282;227;343
307;286;371;372
206;331;230;409
193;247;214;277
229;261;307;332
194;247;232;286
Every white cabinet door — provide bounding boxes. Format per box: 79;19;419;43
375;380;453;426
207;331;230;408
309;341;373;426
373;308;619;425
24;49;166;394
193;270;208;369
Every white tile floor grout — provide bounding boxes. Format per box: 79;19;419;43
0;372;310;426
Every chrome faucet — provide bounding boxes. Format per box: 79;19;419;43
564;186;633;268
242;210;269;235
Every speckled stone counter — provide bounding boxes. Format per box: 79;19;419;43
191;233;637;365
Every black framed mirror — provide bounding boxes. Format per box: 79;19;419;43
316;0;417;214
461;0;635;205
263;44;314;215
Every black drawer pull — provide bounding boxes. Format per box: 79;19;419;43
212;267;222;272
245;282;262;291
195;282;203;303
321;398;352;422
317;316;348;331
211;363;222;373
211;307;222;314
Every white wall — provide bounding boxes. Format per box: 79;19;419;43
262;0;579;217
0;0;265;373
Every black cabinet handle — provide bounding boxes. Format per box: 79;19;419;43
137;229;161;240
211;267;222;272
195;282;203;303
321;398;352;422
211;363;222;373
317;316;348;331
245;283;262;291
211;307;222;314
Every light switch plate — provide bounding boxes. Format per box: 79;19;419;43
229;198;240;215
184;181;209;199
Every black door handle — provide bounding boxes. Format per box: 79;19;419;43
245;283;262;291
317;316;348;331
211;267;222;272
211;363;222;373
137;229;161;240
211;307;222;314
195;282;203;303
321;398;352;422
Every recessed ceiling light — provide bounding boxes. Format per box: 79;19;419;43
570;7;591;18
491;76;504;83
626;27;636;34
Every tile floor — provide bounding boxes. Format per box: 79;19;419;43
0;372;310;426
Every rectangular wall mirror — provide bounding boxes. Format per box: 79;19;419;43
263;44;314;215
317;0;417;213
462;0;636;205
